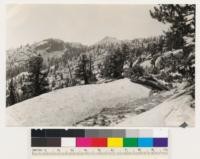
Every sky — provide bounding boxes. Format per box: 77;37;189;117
6;4;169;49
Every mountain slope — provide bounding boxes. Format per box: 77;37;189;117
94;36;122;47
7;38;87;66
6;78;151;126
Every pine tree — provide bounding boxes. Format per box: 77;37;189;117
147;42;158;56
102;47;126;79
164;30;184;51
8;78;17;106
150;4;195;50
150;4;195;83
22;54;49;98
75;54;95;84
157;35;165;53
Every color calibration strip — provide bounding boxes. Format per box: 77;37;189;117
31;129;168;148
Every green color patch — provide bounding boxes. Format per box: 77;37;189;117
123;138;138;147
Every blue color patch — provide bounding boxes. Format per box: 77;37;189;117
138;138;153;147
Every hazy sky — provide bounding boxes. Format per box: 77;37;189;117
7;4;169;49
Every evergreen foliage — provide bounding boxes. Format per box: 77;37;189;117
150;4;195;82
22;54;49;98
7;79;17;106
102;47;127;79
75;54;96;84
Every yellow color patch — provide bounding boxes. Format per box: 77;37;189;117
107;138;123;147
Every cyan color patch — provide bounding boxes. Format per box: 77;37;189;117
138;138;153;147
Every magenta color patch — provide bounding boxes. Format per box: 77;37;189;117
76;137;93;147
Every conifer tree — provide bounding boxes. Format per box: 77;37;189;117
75;54;95;84
102;47;126;79
150;4;195;50
22;54;49;98
150;4;195;82
8;78;17;106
